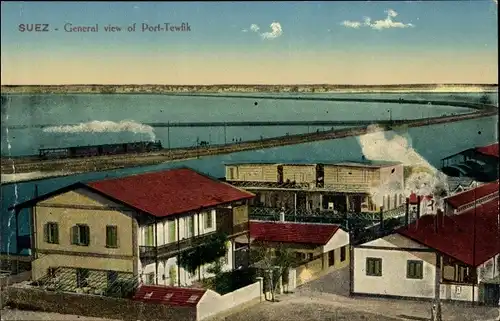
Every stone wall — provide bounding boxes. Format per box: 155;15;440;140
1;286;196;321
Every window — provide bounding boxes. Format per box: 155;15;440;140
308;253;314;261
185;216;194;238
144;225;154;246
76;268;89;288
147;272;155;284
328;250;335;266
44;222;59;244
47;267;56;278
366;258;382;276
442;257;476;284
340;246;346;262
407;260;423;279
71;224;90;246
106;225;118;248
167;220;176;243
205;212;213;229
107;271;118;286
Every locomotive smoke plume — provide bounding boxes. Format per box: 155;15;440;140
357;124;449;209
43;120;156;141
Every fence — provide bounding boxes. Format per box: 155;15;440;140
250;205;405;221
33;267;139;298
198;279;263;320
1;285;196;321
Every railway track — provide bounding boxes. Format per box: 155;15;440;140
1;109;496;183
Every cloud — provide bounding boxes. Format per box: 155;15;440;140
242;22;283;40
341;21;362;29
250;24;260;32
341;9;414;30
261;22;283;39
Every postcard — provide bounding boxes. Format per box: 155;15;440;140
1;1;498;321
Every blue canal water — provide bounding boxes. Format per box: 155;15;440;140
1;92;498;253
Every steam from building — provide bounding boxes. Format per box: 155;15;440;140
357;124;449;209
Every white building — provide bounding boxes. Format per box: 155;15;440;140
352;194;499;305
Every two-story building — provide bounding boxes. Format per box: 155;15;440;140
225;161;405;217
351;195;500;306
10;167;254;294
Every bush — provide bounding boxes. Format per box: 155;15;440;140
207;268;257;295
104;279;138;298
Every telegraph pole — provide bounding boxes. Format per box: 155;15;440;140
224;123;227;145
472;182;477;306
167;121;171;149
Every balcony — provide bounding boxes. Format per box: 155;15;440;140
138;225;248;260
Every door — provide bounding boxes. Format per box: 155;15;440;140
277;165;284;184
484;284;500;306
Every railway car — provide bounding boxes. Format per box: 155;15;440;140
38;140;163;160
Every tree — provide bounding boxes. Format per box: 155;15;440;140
179;232;228;277
479;93;492;105
250;242;298;302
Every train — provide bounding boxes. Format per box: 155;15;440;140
39;140;163;160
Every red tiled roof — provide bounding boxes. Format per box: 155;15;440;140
133;285;206;307
475;143;499;158
249;221;340;245
397;198;500;266
87;168;254;217
445;180;499;209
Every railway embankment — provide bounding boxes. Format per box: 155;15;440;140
1;107;496;184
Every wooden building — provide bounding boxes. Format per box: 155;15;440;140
225;161;405;215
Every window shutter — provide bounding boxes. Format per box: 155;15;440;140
168;221;176;242
44;224;49;242
84;226;90;245
169;266;177;286
53;224;59;243
71;226;79;244
113;226;118;247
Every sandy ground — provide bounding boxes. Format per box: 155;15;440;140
2;268;499;321
0;308;121;321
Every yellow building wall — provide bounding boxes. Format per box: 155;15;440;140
295;245;350;285
33;188;136;280
228;164;278;182
32;253;134;281
323;166;380;192
282;165;315;184
233;204;249;226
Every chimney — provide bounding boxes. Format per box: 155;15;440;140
416;195;421;219
435;209;444;233
405;197;410;226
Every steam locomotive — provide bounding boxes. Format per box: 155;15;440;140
39;140;163;160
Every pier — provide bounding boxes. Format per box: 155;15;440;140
1;106;496;184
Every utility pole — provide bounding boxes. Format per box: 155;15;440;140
224;123;227;145
167;121;170;149
472;182;477;306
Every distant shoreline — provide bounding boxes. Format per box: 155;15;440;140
1;84;498;94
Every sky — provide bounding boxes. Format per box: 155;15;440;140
0;1;498;85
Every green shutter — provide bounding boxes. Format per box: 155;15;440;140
169;266;177;286
189;216;194;236
71;226;79;244
168;221;176;243
53;224;59;244
146;225;154;246
44;224;49;243
84;226;90;245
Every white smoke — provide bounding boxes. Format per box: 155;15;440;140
358;124;449;208
43;120;156;141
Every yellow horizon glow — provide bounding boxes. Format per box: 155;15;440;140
1;50;497;85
